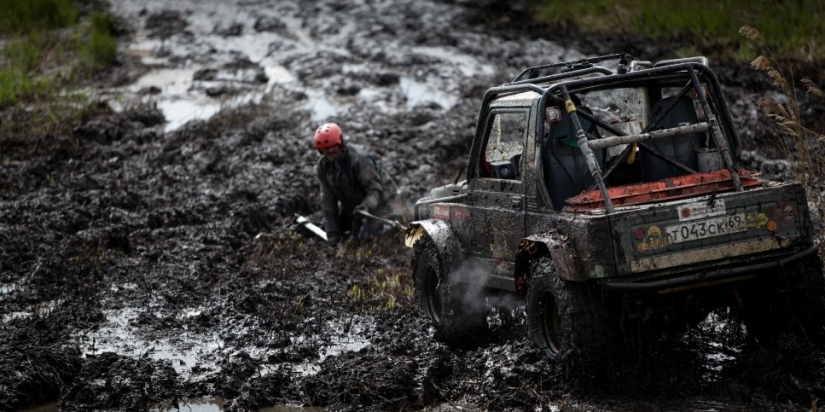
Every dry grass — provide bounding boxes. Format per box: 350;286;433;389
741;26;825;244
346;268;412;310
338;235;414;312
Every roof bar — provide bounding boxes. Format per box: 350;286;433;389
511;53;624;83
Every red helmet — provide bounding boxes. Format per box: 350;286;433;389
314;123;343;150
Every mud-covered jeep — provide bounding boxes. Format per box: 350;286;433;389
406;54;825;360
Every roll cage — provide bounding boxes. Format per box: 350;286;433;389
470;54;745;214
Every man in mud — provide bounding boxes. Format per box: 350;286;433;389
314;122;397;246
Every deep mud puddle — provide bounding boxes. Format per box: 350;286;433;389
77;308;373;378
77;307;225;378
106;0;502;132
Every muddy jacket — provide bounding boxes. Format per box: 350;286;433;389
317;146;392;239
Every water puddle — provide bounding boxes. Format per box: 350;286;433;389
76;308;371;379
699;311;740;381
105;0;300;132
155;99;224;132
2;299;59;323
74;307;370;411
265;65;297;85
304;89;347;122
0;282;18;295
399;77;458;110
409;45;496;77
23;399;325;412
151;397;325;411
102;0;499;132
109;282;139;292
76;308;224;377
286;317;371;376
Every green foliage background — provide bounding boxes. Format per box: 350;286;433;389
530;0;824;61
0;0;116;109
0;0;77;33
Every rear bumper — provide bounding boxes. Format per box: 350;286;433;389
602;245;818;292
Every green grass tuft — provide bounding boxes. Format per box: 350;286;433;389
81;13;118;70
0;69;53;108
0;0;78;34
4;36;42;72
0;1;117;139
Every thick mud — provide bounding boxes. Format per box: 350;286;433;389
2;0;824;411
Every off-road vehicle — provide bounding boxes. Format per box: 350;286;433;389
405;54;825;361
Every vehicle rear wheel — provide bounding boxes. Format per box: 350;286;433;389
740;253;825;344
784;254;825;341
412;236;488;347
526;256;610;362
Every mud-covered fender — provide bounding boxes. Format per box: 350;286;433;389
405;219;463;271
514;231;584;295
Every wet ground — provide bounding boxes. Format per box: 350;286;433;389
2;0;825;411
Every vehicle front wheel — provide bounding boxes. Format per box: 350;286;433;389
412;236;488;347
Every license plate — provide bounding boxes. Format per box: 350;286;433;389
665;213;747;243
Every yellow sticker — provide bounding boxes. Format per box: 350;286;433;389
746;212;768;229
565;99;576;113
637;236;672;253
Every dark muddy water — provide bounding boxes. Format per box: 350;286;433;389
1;0;824;411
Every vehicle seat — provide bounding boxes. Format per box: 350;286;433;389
542;106;604;210
641;95;701;182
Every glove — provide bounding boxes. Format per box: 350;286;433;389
355;192;380;214
327;232;342;247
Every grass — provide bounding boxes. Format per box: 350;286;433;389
250;231;309;278
338;237;415;311
0;0;118;142
0;69;54;107
0;0;77;34
81;12;118;70
530;0;825;61
347;268;413;310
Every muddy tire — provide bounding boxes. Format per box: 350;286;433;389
783;254;825;341
412;236;488;347
526;256;609;363
741;253;825;344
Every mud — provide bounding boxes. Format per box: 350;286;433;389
2;0;824;411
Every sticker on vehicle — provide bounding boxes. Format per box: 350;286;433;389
453;206;471;220
677;199;726;222
433;204;450;219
